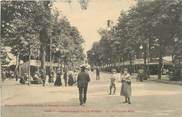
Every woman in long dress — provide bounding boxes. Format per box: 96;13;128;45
68;70;74;86
120;68;132;104
54;68;62;86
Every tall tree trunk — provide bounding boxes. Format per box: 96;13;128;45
15;53;20;71
15;52;20;81
50;36;53;72
39;1;51;81
173;8;182;81
129;54;132;74
40;27;48;80
158;43;163;80
148;39;151;78
28;45;31;85
40;44;46;72
122;56;125;70
58;55;61;70
143;45;147;80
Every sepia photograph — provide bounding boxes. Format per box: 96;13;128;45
1;0;182;117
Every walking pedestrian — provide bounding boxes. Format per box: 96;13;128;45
48;70;54;84
20;73;28;84
96;68;100;80
15;69;19;81
109;69;117;95
137;69;144;82
68;70;74;86
73;69;78;83
54;68;62;86
77;65;90;105
2;69;6;82
40;69;46;87
120;68;132;104
32;71;42;84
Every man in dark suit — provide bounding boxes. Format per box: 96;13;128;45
96;68;100;80
77;66;90;105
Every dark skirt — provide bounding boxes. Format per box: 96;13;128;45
68;75;74;86
54;75;62;86
48;76;54;83
120;81;131;97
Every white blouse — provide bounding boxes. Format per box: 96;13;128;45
120;73;131;82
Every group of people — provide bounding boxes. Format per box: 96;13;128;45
109;68;132;104
2;65;133;106
18;68;79;87
53;68;78;87
76;66;132;105
1;69;14;81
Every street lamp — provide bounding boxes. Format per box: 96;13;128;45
92;52;96;66
130;50;135;74
139;45;143;50
108;58;111;69
139;44;147;80
174;37;179;43
139;45;143;60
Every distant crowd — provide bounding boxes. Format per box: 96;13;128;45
1;66;148;105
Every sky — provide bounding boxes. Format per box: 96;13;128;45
54;0;136;52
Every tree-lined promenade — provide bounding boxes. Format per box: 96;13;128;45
1;0;182;117
87;0;182;81
1;72;182;117
1;1;85;81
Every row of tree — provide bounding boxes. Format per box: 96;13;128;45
87;0;182;80
1;1;85;77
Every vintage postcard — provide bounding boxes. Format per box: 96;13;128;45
1;0;182;117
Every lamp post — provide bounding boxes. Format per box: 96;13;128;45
147;39;150;79
92;52;95;67
139;45;143;59
108;58;111;70
139;44;147;79
129;50;135;74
